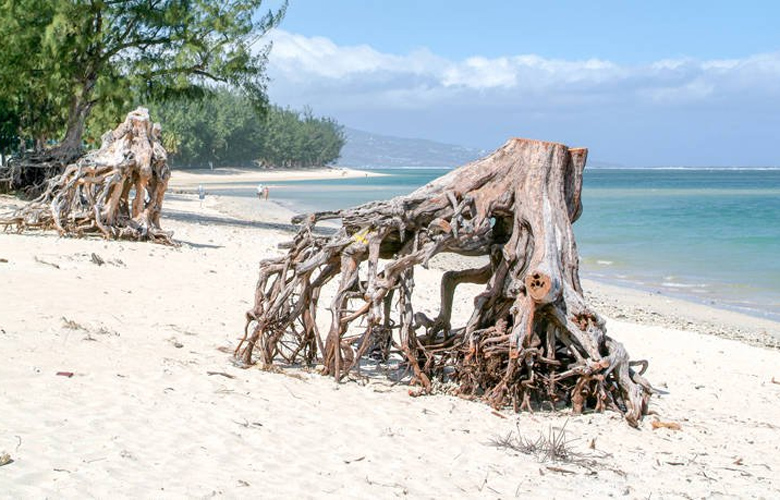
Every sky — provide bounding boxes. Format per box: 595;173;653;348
261;1;780;166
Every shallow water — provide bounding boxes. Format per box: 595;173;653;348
209;167;780;320
576;169;780;320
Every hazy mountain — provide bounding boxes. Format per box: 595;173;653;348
338;128;486;168
338;128;624;169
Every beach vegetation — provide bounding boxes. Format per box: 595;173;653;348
150;90;346;168
0;0;286;158
0;0;286;192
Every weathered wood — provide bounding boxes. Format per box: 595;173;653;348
235;138;652;425
0;108;175;245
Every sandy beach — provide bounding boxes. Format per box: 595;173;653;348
169;166;384;191
1;169;779;499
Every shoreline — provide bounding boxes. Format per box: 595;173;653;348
582;278;780;349
194;190;780;348
580;262;780;324
4;186;778;346
171;167;780;324
168;165;385;191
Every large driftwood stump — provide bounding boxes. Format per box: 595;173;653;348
0;108;174;245
235;138;652;425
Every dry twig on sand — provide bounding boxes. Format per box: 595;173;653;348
490;420;625;476
490;421;579;463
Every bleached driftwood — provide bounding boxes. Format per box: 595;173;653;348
235;138;652;425
0;108;174;245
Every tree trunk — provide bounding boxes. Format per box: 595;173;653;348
57;92;94;159
0;107;175;245
234;138;653;426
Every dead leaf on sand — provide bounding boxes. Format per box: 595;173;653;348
652;420;682;431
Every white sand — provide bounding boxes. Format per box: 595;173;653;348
1;177;779;498
169;166;384;191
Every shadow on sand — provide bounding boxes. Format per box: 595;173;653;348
164;210;337;248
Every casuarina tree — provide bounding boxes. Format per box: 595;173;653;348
0;0;286;193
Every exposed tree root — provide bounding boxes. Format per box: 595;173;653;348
0;150;71;197
235;138;652;425
0;108;175;245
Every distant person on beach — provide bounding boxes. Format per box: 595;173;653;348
256;183;264;200
197;184;205;206
263;186;270;200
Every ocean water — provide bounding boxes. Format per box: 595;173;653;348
215;167;780;320
575;169;780;320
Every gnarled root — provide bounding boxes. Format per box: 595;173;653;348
235;138;652;425
0;108;175;245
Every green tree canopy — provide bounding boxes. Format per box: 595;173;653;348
151;90;346;168
0;0;286;159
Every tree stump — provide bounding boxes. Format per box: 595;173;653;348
235;138;652;425
0;108;175;245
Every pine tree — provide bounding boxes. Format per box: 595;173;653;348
0;0;286;162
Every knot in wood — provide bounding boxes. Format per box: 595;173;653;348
525;271;553;303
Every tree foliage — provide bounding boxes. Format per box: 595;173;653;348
0;0;69;153
0;0;286;157
150;90;346;168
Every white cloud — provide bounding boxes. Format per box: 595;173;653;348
267;29;780;110
268;30;443;80
262;29;780;163
442;56;518;88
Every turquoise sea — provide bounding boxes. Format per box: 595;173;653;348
216;167;780;320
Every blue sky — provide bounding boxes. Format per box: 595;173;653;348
262;1;780;166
